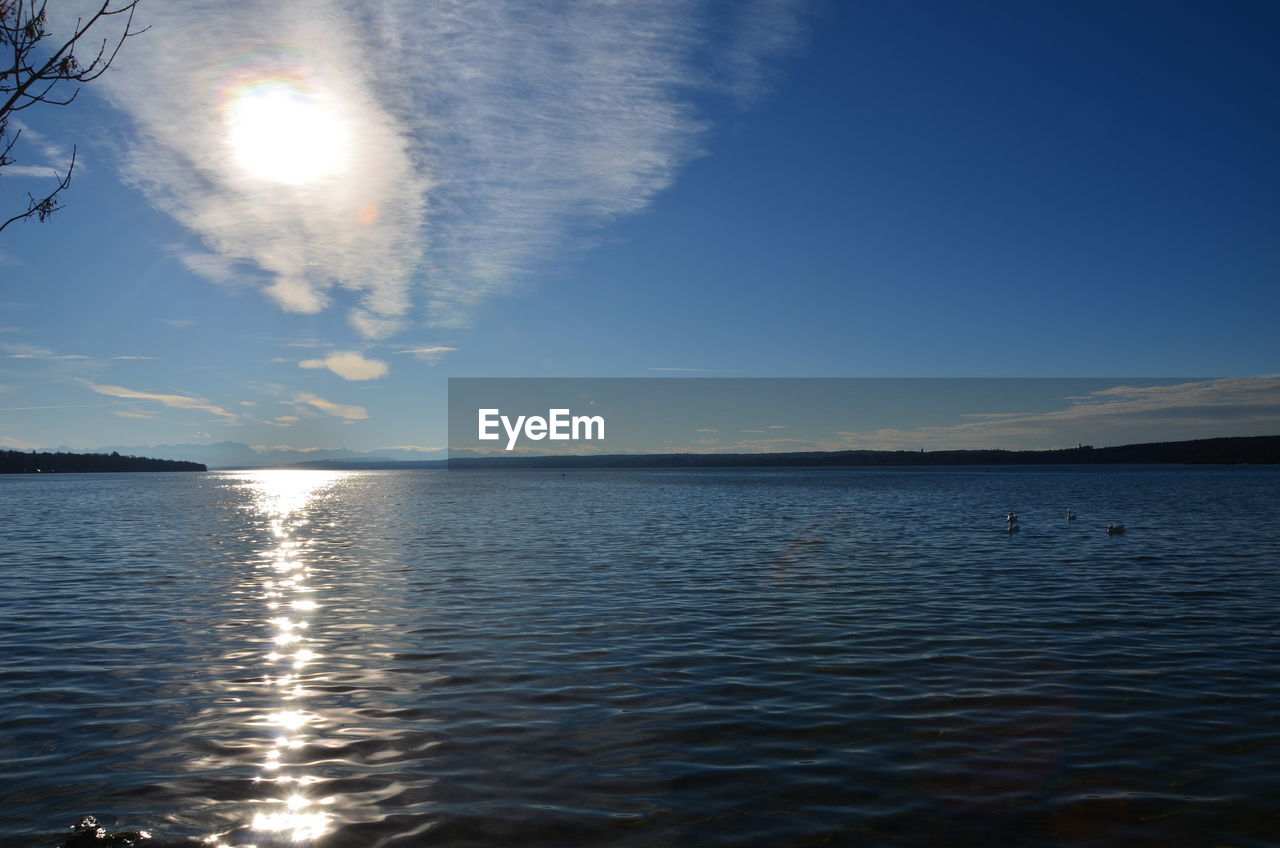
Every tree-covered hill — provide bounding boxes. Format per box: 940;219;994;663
0;450;207;474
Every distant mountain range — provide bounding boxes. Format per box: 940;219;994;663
46;441;448;469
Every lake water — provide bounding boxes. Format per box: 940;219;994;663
1;467;1278;847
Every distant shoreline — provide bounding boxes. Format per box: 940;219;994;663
268;435;1279;471
9;436;1275;474
0;450;207;474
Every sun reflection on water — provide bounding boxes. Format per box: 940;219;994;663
207;471;348;846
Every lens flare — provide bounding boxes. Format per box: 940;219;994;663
224;78;351;184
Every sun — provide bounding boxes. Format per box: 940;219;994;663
224;78;351;185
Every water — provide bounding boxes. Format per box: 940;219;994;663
1;467;1278;847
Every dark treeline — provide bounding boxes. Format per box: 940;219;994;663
446;434;1280;470
1;450;207;474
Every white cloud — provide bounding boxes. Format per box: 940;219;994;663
3;164;69;178
1;342;91;361
91;0;807;335
80;379;239;422
298;351;388;381
3;121;77;180
113;355;157;360
291;392;368;420
398;345;457;363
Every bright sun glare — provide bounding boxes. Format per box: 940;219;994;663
225;79;351;185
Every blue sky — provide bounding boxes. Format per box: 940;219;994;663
1;0;1277;456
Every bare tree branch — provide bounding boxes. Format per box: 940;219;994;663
0;142;72;232
1;0;146;233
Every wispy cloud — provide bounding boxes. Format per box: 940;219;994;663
290;392;368;420
3;164;71;178
80;380;240;422
0;404;106;411
113;355;158;361
93;0;806;336
1;342;91;361
398;345;457;363
4;121;77;180
114;409;158;419
298;351;388;381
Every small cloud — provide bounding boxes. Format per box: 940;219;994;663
114;409;157;419
163;319;196;328
398;346;457;362
695;427;718;433
267;415;301;427
278;338;337;349
299;351;389;381
350;310;405;340
1;342;92;361
240;401;258;407
113;355;157;360
175;251;253;287
3;164;70;178
81;379;239;422
768;424;787;429
292;392;368;420
4;121;76;181
740;429;765;434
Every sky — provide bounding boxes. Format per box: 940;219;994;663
1;0;1278;457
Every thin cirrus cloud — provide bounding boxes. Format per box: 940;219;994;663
1;342;91;361
80;379;240;422
89;0;806;337
398;346;457;363
298;351;389;381
290;392;368;421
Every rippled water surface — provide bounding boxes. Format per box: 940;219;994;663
2;467;1279;847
